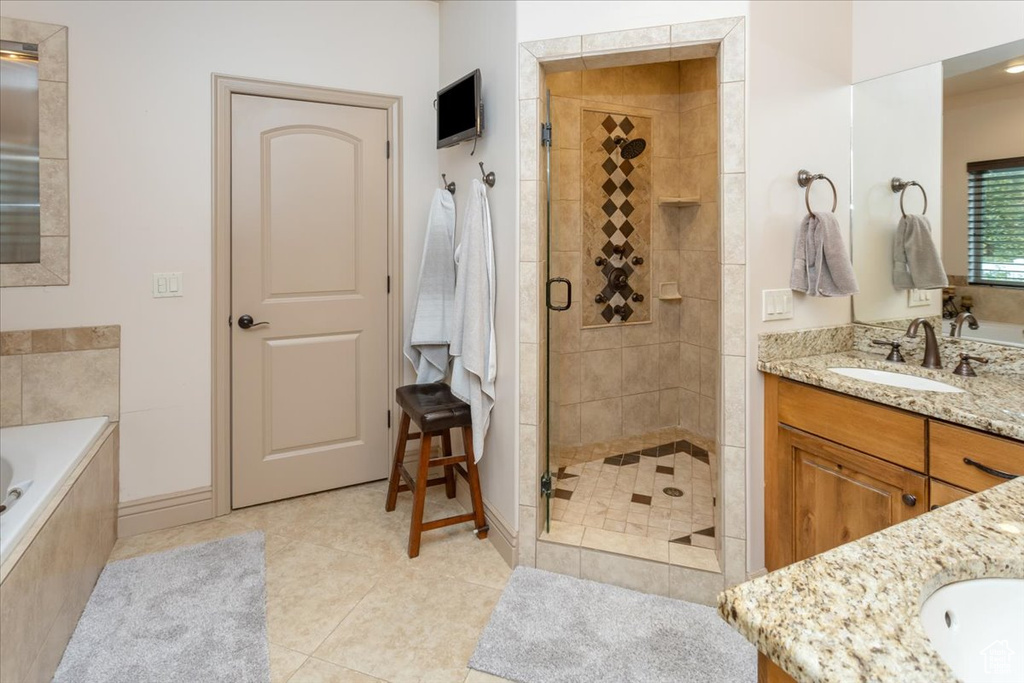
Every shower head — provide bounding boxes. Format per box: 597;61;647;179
613;135;647;160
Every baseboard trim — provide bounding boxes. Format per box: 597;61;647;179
117;486;214;538
455;477;517;568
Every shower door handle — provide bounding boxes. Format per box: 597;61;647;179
545;277;572;312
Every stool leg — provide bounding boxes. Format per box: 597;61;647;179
385;412;410;512
441;430;456;499
461;425;488;540
408;432;433;558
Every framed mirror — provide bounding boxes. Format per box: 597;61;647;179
851;39;1024;347
0;16;68;287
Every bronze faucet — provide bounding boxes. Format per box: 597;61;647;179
950;311;980;337
905;318;943;369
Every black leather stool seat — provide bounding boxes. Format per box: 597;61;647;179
395;383;471;433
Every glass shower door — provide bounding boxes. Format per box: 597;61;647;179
542;90;571;532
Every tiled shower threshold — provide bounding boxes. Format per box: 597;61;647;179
541;521;720;572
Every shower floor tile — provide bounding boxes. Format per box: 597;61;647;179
548;427;718;560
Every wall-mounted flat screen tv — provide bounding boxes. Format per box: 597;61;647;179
437;69;483;149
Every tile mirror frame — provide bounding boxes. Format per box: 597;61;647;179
0;16;69;287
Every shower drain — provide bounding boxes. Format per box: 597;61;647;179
662;487;684;498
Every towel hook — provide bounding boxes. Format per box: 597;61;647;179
797;169;837;214
479;162;496;188
891;177;927;218
441;173;456;195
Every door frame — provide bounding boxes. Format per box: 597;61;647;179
210;74;403;516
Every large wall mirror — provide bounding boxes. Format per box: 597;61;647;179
0;17;68;287
851;39;1024;347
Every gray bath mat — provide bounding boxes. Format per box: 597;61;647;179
54;532;270;683
470;566;756;683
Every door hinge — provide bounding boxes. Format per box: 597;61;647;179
387;410;391;429
541;122;552;147
386;140;391;158
387;275;391;293
540;472;553;498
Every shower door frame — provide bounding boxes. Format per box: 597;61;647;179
517;18;749;592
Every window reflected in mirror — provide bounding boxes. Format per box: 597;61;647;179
0;39;40;264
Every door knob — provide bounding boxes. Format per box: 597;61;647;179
237;314;269;330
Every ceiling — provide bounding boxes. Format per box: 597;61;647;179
944;39;1024;97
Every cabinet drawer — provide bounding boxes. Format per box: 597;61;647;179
777;380;926;471
929;479;972;510
930;422;1024;492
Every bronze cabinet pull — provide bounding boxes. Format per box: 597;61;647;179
901;493;917;507
963;457;1019;480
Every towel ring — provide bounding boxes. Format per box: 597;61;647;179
891;177;927;217
797;169;837;214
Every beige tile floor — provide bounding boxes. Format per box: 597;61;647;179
109;480;514;683
550;426;716;548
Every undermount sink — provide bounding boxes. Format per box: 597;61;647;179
828;367;964;393
920;577;1024;682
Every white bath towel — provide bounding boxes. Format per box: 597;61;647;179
404;189;457;383
790;211;859;297
450;179;496;462
893;214;948;290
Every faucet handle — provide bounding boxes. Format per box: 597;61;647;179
872;338;905;364
953;353;989;377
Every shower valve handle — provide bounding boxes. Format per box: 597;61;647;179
632;256;644;266
611;244;626;255
595;294;607;304
594;257;606;267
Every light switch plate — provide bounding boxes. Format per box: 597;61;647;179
907;289;932;308
153;272;183;298
762;289;794;321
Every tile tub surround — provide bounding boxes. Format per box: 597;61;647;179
0;326;121;427
550;426;716;548
518;18;747;595
0;424;118;683
718;477;1024;683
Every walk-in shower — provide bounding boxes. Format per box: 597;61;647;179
542;58;723;569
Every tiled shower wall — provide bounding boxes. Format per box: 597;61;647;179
547;58;720;446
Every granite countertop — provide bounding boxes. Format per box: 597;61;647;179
759;351;1024;441
718;477;1024;683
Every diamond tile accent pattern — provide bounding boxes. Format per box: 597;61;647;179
582;110;652;327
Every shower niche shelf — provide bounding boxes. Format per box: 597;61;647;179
658;196;701;207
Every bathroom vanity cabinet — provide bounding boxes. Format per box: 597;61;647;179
760;374;1024;683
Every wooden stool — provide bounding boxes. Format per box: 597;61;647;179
385;383;488;558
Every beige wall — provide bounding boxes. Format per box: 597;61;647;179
852;0;1024;83
0;1;441;503
546;59;720;445
438;0;519;532
942;82;1024;276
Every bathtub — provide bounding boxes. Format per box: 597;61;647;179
0;417;118;683
0;417;110;567
947;319;1024;348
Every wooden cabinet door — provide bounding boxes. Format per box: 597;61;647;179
777;427;928;565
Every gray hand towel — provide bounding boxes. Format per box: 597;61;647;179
790;211;859;297
892;214;948;290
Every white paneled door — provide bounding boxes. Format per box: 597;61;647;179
230;94;389;508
